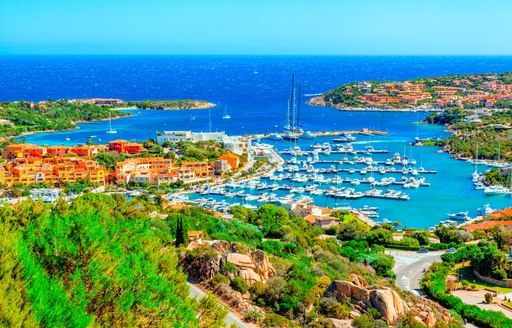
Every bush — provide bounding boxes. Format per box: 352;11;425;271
244;310;263;323
461;280;469;289
411;230;431;246
211;273;229;286
221;262;239;274
485;292;493;304
318;297;350;319
420;262;512;328
231;276;250;294
263;312;292;327
352;314;374;328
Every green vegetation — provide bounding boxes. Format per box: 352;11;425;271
0;194;227;327
126;100;213;110
0;100;128;137
421;262;512;328
425;107;512;163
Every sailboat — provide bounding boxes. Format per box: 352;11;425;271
106;112;117;134
222;105;231;120
283;75;301;141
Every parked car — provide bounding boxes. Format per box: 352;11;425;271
445;247;457;253
417;248;429;254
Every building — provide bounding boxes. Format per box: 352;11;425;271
282;202;340;229
304;215;340;229
108;140;143;154
0;157;108;187
156;131;251;155
1;144;107;160
115;157;176;184
1;144;45;160
218;153;240;170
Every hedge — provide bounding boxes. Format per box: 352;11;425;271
420;262;512;328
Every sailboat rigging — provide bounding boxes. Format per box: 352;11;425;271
106;112;117;134
222;105;231;120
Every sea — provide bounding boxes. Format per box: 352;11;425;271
0;55;511;227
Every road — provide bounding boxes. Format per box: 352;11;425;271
386;250;443;296
187;282;248;328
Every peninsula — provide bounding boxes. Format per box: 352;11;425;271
0;98;214;138
309;72;512;111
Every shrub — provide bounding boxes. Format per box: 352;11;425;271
318;297;350;319
485;292;493;304
353;314;374;328
244;310;263;323
211;273;229;286
461;279;469;289
221;262;239;274
231;276;249;294
263;312;292;327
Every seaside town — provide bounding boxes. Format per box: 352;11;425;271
310;72;512;111
0;81;511;328
2;1;512;325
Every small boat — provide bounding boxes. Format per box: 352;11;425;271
106;113;117;134
65;137;70;141
282;132;300;141
447;211;471;221
222;105;231;120
191;116;197;121
268;133;283;141
484;185;510;196
301;131;316;139
477;204;494;216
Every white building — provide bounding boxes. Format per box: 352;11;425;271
157;131;251;155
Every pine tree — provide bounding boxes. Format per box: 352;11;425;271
175;217;184;247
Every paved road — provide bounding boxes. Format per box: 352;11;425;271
386;250;443;296
187;282;248;328
387;250;479;328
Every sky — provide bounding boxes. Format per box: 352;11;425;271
0;0;511;55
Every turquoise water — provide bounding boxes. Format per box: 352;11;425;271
7;55;511;227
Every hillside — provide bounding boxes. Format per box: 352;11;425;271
310;72;512;111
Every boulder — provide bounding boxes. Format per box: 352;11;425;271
326;280;409;324
226;253;256;270
369;288;409;324
350;274;368;288
251;249;276;280
329;318;352;328
238;268;262;285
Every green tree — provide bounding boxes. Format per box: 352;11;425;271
196;292;228;328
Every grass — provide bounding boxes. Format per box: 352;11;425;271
456;266;512;294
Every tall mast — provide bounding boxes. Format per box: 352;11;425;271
208;108;212;133
297;83;302;130
289;74;295;131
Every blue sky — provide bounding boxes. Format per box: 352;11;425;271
0;0;511;55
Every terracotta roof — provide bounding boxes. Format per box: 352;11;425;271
188;230;203;237
464;220;512;232
488;207;512;220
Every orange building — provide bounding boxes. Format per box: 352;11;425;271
108;140;143;154
181;162;214;178
218;153;240;170
0;157;108;187
1;144;45;160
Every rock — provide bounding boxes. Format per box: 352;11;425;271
325;281;371;307
251;249;276;281
329;318;352;328
325;281;409;324
349;311;361;319
226;253;256;269
211;240;230;253
181;241;276;286
238;268;261;285
369;288;409;324
350;274;368;288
